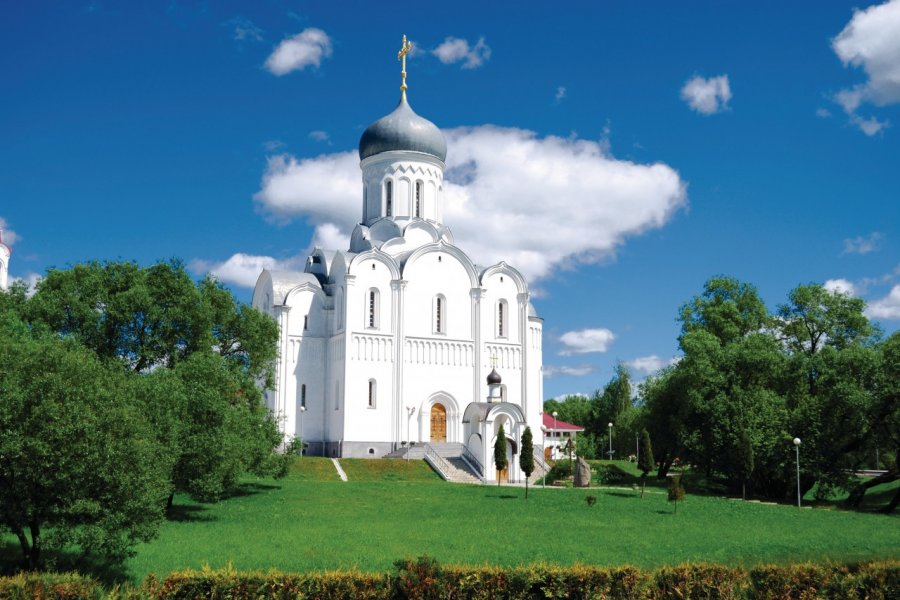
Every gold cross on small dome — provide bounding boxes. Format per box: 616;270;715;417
397;35;412;97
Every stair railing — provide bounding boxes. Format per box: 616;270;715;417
461;444;484;479
423;443;453;480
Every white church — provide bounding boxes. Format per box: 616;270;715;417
0;231;10;292
252;39;545;483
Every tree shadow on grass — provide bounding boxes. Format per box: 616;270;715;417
485;493;519;500
607;491;639;498
227;482;281;498
166;503;217;523
0;539;132;586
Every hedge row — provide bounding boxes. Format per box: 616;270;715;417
2;558;898;599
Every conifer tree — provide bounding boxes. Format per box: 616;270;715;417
668;475;686;513
520;427;535;498
735;428;754;500
494;425;508;486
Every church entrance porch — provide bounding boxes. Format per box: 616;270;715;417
430;403;447;442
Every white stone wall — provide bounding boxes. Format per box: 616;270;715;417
0;244;9;291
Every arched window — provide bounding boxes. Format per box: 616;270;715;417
368;379;376;409
367;288;379;329
414;181;422;217
433;294;446;334
304;314;309;331
497;299;508;338
500;384;507;403
300;384;307;409
385;180;393;216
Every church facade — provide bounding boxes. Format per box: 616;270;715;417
0;231;10;292
252;50;544;481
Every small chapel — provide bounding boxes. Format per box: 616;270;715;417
252;38;545;483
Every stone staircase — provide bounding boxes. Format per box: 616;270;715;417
384;442;483;484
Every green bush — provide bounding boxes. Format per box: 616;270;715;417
1;559;897;599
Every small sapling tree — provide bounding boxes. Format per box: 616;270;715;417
520;426;535;498
668;475;686;513
735;428;754;500
638;429;654;498
494;425;508;486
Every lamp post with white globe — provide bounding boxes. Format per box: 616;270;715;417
406;406;416;463
299;406;307;459
793;437;802;508
607;422;614;460
552;411;558;460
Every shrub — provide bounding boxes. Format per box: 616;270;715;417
586;495;597;507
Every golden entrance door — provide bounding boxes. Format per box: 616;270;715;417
430;403;447;442
498;466;508;483
544;447;552;462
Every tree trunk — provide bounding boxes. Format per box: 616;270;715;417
14;527;30;566
28;522;40;570
844;471;898;508
525;477;529;499
166;491;175;511
640;474;646;499
882;485;900;514
742;481;746;501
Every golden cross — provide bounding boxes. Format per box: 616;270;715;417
490;353;498;369
397;35;412;98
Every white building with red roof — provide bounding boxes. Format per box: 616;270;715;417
541;412;585;461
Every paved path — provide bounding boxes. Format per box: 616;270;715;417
331;458;348;482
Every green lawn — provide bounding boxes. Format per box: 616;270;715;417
116;458;899;582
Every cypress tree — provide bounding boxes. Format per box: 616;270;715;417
494;425;508;486
520;426;535;498
735;428;754;500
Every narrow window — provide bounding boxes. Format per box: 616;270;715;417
301;384;306;409
367;288;379;329
497;300;507;338
335;381;340;411
385;180;393;216
434;295;446;334
414;181;422;217
368;379;376;409
500;385;507;403
304;315;309;331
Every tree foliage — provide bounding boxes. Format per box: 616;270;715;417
0;316;169;568
0;260;286;568
494;425;508;486
520;427;535;498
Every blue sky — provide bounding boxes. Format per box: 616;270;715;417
2;1;899;399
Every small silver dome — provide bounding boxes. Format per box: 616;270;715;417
359;96;447;162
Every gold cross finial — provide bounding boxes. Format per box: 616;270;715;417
397;35;412;100
490;353;498;369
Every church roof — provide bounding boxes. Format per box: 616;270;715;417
543;413;584;432
358;95;447;162
265;270;322;305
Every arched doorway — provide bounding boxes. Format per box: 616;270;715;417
430;403;447;442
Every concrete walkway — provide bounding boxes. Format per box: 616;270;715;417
331;458;348;482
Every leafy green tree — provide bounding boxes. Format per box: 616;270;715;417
0;317;169;569
494;425;508;486
638;429;654;498
668;475;686;514
22;260;285;505
679;276;769;346
520;427;535;498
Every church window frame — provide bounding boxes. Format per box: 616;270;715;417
300;384;307;409
414;181;423;217
433;294;446;334
497;299;508;338
367;287;380;329
368;379;377;409
385;180;393;216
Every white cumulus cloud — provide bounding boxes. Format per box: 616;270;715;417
832;0;900;135
543;365;594;378
0;217;20;246
681;74;732;115
824;278;858;296
843;232;883;255
265;28;332;76
624;355;679;374
433;36;491;69
248;125;686;286
558;328;615;355
866;284;900;320
190;253;295;288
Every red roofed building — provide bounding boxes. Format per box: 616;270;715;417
541;412;584;461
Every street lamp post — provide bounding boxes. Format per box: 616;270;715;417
552;411;558;460
636;431;639;464
299;406;307;459
608;422;614;460
406;406;416;463
793;437;802;508
540;424;547;489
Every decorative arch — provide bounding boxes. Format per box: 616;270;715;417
480;262;529;295
418;391;461;443
347;248;402;280
402;241;480;289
